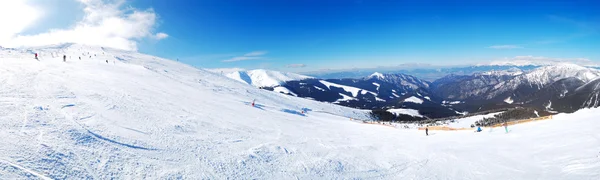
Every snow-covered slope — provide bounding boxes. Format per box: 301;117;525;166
226;69;312;87
1;44;599;179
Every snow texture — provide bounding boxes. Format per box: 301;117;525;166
1;44;599;179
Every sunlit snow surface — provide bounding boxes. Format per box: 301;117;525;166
1;44;599;179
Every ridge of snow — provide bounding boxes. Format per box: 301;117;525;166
319;80;376;97
372;82;380;91
404;96;424;104
504;97;514;104
477;67;524;76
369;72;385;79
387;108;423;118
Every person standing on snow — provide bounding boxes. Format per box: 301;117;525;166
63;55;66;62
425;126;429;136
503;121;508;133
35;53;38;60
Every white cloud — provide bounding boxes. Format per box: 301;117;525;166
223;51;268;62
154;32;169;40
0;0;167;51
286;64;306;68
244;51;268;56
223;56;262;62
488;55;598;66
0;0;43;40
488;45;522;49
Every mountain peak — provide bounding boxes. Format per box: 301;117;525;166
369;72;385;79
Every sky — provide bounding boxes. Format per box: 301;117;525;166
0;0;599;72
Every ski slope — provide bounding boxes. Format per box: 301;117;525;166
1;44;599;179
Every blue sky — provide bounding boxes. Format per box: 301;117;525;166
1;0;599;72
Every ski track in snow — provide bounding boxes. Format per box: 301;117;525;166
1;44;600;179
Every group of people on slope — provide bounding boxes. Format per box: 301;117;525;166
424;121;509;136
35;53;66;62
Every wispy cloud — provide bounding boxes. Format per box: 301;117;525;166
153;32;169;40
286;64;306;68
488;45;522;49
244;51;268;57
223;51;268;62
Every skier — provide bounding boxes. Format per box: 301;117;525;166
425;126;429;136
79;56;81;60
503;122;508;133
106;60;108;63
251;99;255;107
34;53;38;60
63;55;66;62
476;126;482;132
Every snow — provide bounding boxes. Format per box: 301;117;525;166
443;100;462;105
392;93;400;98
375;97;386;102
424;96;431;101
319;80;376;97
372;82;380;91
445;112;503;128
226;69;312;87
504;96;514;104
314;86;325;91
387;108;423;118
335;93;357;102
2;44;600;179
273;86;297;96
369;72;385;79
404;96;424;104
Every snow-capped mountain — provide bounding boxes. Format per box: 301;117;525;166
431;72;517;101
2;44;600;179
430;64;600;112
484;64;600;101
262;72;459;119
366;72;430;90
226;69;312;87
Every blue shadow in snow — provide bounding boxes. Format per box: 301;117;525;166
282;109;306;116
242;101;265;110
85;129;157;150
61;104;75;109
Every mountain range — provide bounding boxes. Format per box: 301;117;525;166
228;64;600;120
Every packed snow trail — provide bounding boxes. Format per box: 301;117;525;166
0;44;599;179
